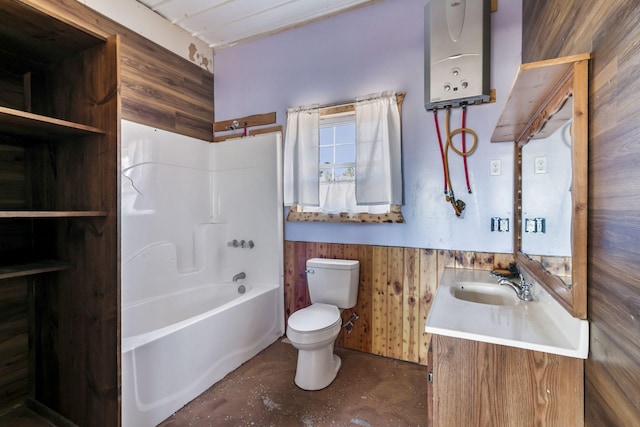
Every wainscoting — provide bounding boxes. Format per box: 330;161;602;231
284;241;514;365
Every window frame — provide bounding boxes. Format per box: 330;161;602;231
286;93;405;224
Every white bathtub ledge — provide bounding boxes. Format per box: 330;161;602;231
425;268;589;359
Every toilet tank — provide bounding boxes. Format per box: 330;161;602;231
306;258;359;308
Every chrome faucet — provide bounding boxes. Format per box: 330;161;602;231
498;274;534;301
233;272;246;282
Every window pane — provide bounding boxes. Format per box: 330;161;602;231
335;124;355;144
335;144;355;163
319;146;334;164
333;167;355;181
320;168;334;182
319;127;333;146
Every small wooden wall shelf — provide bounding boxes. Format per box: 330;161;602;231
0;261;74;280
491;53;590;144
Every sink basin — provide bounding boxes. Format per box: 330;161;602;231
426;268;590;359
451;283;519;306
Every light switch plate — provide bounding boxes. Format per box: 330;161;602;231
490;159;501;176
534;156;548;174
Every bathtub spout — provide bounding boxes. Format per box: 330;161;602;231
233;272;246;282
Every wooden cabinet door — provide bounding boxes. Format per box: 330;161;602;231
432;335;583;427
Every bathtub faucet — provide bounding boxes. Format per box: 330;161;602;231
233;272;246;282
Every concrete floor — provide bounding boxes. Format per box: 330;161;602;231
158;338;429;427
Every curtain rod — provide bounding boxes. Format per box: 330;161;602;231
319;92;406;110
287;93;405;116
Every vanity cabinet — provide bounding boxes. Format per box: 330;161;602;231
0;2;119;425
430;335;583;427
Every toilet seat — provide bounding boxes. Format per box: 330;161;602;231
287;303;341;346
288;303;340;332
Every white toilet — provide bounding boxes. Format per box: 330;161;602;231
286;258;360;391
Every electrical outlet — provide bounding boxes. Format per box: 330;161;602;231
534;156;547;174
490;159;501;176
491;217;510;232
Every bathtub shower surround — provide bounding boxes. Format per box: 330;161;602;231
120;121;284;427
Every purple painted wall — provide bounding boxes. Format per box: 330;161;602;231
214;0;522;252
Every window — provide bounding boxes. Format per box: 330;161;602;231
319;116;356;184
284;92;405;223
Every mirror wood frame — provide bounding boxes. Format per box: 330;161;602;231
492;53;590;319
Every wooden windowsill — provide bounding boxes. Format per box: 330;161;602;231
286;205;405;224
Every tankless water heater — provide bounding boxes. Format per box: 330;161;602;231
424;0;491;110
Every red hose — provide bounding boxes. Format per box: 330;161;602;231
433;110;447;193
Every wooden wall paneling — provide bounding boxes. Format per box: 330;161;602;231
439;250;456;269
283;241;295;320
493;252;514;270
372;246;388;357
0;277;29;412
385;247;403;359
330;243;345;259
402;248;419;362
120;41;213;141
473;251;494;270
523;1;640;424
21;0;213;142
283;243;515;366
355;244;373;353
454;250;476;269
418;249;437;365
293;242;310;312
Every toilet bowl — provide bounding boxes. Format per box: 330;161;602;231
287;303;342;390
286;258;359;391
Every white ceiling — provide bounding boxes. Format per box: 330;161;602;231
135;0;378;49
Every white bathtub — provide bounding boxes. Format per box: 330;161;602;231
122;281;283;427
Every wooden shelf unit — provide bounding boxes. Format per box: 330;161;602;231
0;2;120;426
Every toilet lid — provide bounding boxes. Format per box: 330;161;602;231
288;303;340;332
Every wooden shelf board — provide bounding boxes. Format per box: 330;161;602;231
0;210;107;218
0;260;74;280
491;53;590;143
0;106;105;138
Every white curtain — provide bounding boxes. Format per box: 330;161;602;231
283;105;320;206
355;91;402;206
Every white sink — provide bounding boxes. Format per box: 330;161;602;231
425;268;589;359
451;282;519;306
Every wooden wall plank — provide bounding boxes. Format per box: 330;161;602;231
419;249;437;365
283;241;295;322
402;248;420;362
294;242;310;311
372;246;388;357
386;247;404;359
356;244;373;354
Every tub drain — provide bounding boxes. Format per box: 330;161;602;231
238;284;246;294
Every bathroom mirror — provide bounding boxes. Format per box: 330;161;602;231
492;53;590;319
520;99;572;262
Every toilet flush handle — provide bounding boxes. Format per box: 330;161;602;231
305;269;315;274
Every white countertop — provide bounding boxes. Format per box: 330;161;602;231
425;268;589;359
